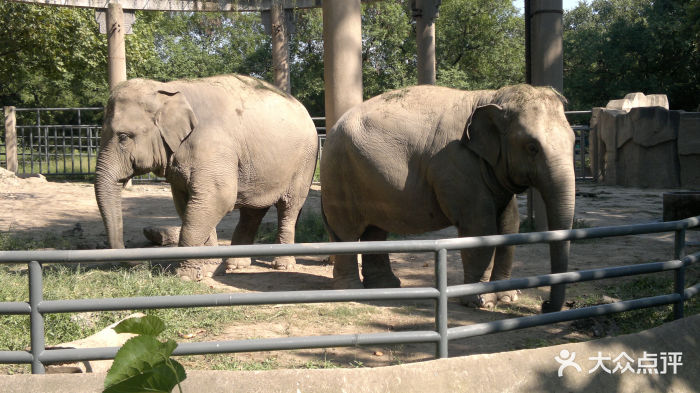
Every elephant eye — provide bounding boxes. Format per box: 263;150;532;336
526;142;539;155
117;133;129;143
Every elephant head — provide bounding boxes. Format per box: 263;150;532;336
95;80;198;248
463;85;576;312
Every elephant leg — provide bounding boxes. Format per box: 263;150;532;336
360;226;400;288
270;199;302;270
460;247;498;308
175;190;233;281
332;254;363;289
225;206;270;272
493;196;520;303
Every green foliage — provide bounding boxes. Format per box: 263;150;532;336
564;0;700;110
104;315;186;393
0;2;109;108
436;0;525;89
255;213;327;244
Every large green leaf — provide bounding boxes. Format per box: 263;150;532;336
113;315;166;337
104;335;178;388
104;359;186;393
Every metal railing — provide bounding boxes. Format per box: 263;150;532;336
0;216;698;374
3;110;591;180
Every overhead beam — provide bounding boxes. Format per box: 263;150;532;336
6;0;323;12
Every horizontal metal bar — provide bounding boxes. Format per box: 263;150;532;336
174;331;441;355
14;108;102;112
38;331;441;364
447;259;685;298
1;216;698;264
0;302;31;315
39;287;440;313
685;283;700;300
0;351;34;364
565;111;593;115
448;294;680;341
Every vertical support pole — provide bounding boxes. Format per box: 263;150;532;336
414;0;439;85
106;2;127;90
673;229;686;320
3;106;17;173
527;0;563;230
271;1;291;94
322;0;363;131
435;248;448;358
29;260;45;374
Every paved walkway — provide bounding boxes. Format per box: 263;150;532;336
1;314;698;393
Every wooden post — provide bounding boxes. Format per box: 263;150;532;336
415;0;439;85
322;0;363;131
270;1;291;93
106;2;127;90
527;0;563;230
3;106;17;173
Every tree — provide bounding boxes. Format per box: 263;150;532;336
0;2;109;110
436;0;525;90
563;0;699;110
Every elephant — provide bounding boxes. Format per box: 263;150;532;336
320;84;575;313
95;75;319;280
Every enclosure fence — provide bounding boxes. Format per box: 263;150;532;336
2;107;591;180
0;216;697;374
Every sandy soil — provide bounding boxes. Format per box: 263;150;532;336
1;171;698;368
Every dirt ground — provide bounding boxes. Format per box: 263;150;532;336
1;171;699;368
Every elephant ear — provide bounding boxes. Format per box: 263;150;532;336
155;90;198;153
461;104;506;167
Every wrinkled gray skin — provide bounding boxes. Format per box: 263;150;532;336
321;84;575;313
95;75;318;280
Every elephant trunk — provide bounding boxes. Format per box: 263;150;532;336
94;146;127;249
539;159;576;313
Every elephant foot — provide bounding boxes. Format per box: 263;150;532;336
332;277;364;290
272;256;295;271
224;257;252;273
362;274;401;289
460;293;498;309
497;290;519;303
541;300;564;314
176;259;225;281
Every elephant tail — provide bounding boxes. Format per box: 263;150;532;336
320;198;342;243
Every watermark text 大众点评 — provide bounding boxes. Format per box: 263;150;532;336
555;350;683;377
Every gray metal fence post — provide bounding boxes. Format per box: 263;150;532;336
29;260;46;374
435;248;448;358
674;229;686;319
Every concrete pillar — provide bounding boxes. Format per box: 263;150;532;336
106;2;127;90
414;0;439;85
527;0;563;230
270;1;291;94
3;106;17;173
529;0;564;91
322;0;363;131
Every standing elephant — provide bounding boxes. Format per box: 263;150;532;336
321;84;575;313
95;75;318;280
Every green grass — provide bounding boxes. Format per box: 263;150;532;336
0;231;73;251
0;265;249;352
12;146;97;176
255;212;328;244
569;269;699;336
313;158;320;183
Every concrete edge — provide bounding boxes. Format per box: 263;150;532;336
1;314;698;393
